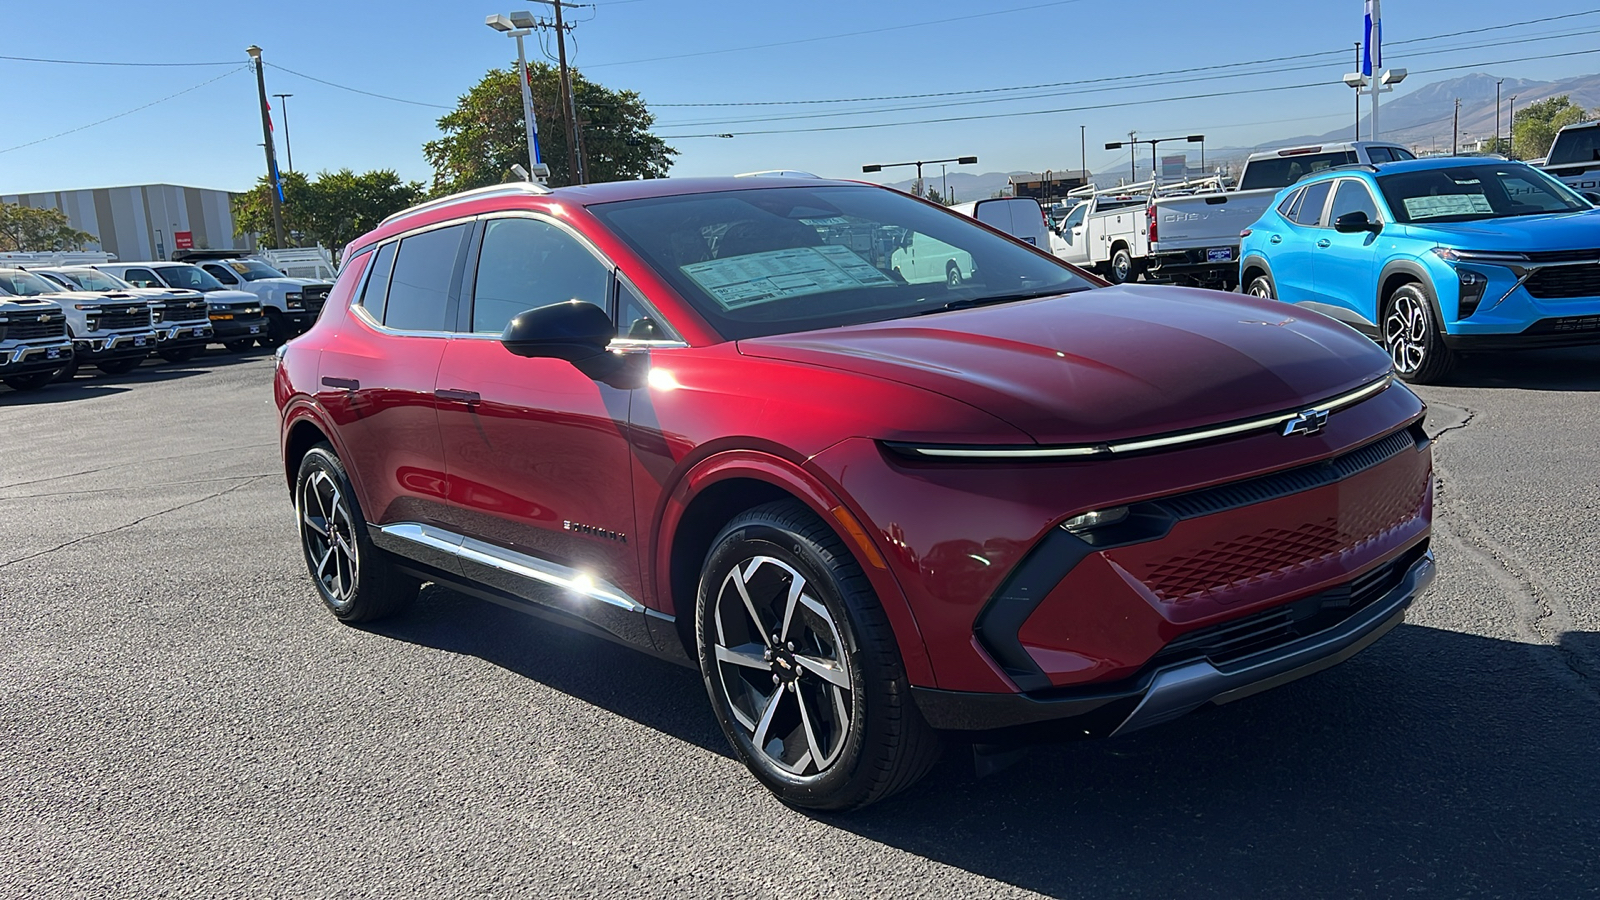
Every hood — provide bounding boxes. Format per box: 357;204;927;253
1400;211;1600;249
200;289;261;304
737;285;1391;445
255;276;327;287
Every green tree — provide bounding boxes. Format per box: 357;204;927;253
423;62;676;194
233;169;425;250
1512;95;1594;160
0;202;95;251
923;185;950;205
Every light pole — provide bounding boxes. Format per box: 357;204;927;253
1344;68;1406;140
862;156;978;200
244;45;286;250
1079;124;1087;190
1104;135;1203;190
1508;95;1518;158
272;93;295;173
486;12;550;183
1495;79;1503;154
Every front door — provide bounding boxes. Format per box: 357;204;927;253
1314;178;1386;329
434;215;642;603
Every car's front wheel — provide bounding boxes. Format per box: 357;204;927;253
3;372;58;391
95;357;143;376
946;261;962;287
222;339;256;353
1384;283;1454;384
158;346;201;363
696;499;940;811
296;445;419;623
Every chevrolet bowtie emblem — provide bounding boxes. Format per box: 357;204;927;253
1283;408;1330;437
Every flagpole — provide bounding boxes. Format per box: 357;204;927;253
1366;0;1382;140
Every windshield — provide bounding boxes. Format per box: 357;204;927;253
1547;125;1600;166
55;269;131;292
1377;163;1591;223
157;264;227;291
588;185;1092;340
0;271;63;296
224;260;288;281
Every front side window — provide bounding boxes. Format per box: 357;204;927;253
383;224;467;332
1329;179;1381;224
121;268;160;288
1377;164;1590;223
1061;205;1088;231
1292;181;1333;226
203;264;239;285
155;265;226;292
471;217;611;334
589;185;1092;341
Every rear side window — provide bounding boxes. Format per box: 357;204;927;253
1292;181;1333;226
1367;148;1394;164
470;217;611;334
384;224;467;332
359;243;397;322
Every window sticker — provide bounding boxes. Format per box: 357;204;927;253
1402;194;1493;219
682;245;894;310
228;262;251;274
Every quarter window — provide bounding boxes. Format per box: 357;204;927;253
360;243;397;322
384;225;467;332
471;217;611;334
1329;179;1380;224
1292;181;1333;226
615;278;676;341
1277;189;1301;218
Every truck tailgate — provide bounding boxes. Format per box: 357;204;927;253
1150;189;1275;254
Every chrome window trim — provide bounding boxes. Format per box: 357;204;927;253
897;374;1394;460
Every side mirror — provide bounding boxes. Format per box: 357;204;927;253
1334;210;1381;234
500;300;616;362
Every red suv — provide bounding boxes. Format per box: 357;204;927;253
275;176;1435;810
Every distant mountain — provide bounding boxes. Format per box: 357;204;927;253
879;170;1029;203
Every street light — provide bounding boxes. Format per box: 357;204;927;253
1104;135;1203;190
486;11;551;183
272;93;295;173
862;156;978;199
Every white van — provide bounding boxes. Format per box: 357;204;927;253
950;197;1052;248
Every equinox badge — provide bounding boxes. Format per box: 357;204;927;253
1283;408;1330;436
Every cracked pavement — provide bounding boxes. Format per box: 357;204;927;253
1;346;1597;898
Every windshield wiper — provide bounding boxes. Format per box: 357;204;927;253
910;286;1087;316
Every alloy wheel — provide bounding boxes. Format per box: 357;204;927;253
711;555;853;777
1385;293;1429;375
299;468;359;609
1247;278;1273;299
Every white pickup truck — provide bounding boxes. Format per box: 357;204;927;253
1052;141;1415;289
1540;120;1600;197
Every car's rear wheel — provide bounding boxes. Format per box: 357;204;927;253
296;445;419;623
1246;274;1275;299
946;261;962;287
696;499;940;811
96;357;142;376
1107;247;1136;284
3;372;58;391
158;346;201;363
1384;283;1454;384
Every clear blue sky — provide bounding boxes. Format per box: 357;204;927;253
2;0;1597;195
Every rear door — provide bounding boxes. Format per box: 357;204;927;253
433;213;645;606
1271;179;1332;304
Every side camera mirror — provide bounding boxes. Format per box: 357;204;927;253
500;300;616;363
1334;210;1381;234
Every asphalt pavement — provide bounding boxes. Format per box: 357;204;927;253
2;346;1597;898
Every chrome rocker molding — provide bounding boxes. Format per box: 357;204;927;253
889;374;1394;460
1110;549;1435;736
373;522;688;663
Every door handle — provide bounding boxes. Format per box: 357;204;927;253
321;376;359;391
1317;238;1332;248
435;388;481;404
1269;235;1282;244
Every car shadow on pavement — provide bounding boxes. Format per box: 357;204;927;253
0;382;131;404
366;583;729;756
1447;345;1600;390
828;624;1600;897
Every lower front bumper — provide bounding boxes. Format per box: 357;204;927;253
158;323;214;346
75;331;157;359
0;341;74;376
1444;315;1600;351
912;549;1436;734
211;316;266;341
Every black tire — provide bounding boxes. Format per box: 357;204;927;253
158;346;202;363
1107;246;1136;284
945;261;962;287
3;372;58;391
1246;274;1275;300
295;445;419;623
1384;282;1454;384
696;499;940;811
222;339;256;353
55;358;81;382
260;310;288;348
95;357;143;376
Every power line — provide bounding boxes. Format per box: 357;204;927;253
0;65;251;155
584;0;1091;68
0;54;238;67
264;62;453;109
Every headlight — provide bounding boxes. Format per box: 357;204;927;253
286;292;303;308
1060;507;1130;534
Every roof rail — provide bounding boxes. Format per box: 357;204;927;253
734;169;820;178
379;181;553;227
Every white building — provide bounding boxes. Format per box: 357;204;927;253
1;183;246;261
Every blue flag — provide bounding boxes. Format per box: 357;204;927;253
1363;0;1382;77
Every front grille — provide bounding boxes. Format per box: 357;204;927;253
96;308;151;330
3;316;68;341
1150;543;1426;668
159;303;208;324
1525;264;1600;299
302;284;331;309
1525;315;1600;335
1522;248;1600;264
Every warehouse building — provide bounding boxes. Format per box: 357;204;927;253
1;183;246;261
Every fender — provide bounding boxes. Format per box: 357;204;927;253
1239;253;1276;289
653;447;935;686
279;397;373;514
1377;257;1448;325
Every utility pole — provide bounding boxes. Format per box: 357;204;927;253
1453;98;1461;155
245;45;286;250
1508;95;1518;158
1495;79;1503;154
1079;124;1087;189
1127;131;1137;183
273;93;295;173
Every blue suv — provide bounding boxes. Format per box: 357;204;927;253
1239;157;1600;383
